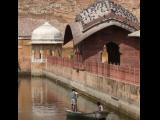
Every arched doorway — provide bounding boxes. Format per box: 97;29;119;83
106;42;121;65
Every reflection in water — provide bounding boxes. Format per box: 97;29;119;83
18;77;134;120
106;113;120;120
18;78;32;120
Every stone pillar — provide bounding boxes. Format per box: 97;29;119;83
52;50;55;56
101;45;108;63
31;50;35;62
40;50;43;62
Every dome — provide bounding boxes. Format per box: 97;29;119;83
31;22;62;41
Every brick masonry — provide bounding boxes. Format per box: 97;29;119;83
78;26;139;68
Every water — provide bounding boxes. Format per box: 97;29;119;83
18;76;134;120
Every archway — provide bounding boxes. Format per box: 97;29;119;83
106;42;121;65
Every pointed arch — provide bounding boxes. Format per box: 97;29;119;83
106;42;121;65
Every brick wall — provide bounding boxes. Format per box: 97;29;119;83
80;26;139;68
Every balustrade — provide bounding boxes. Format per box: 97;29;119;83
47;56;139;85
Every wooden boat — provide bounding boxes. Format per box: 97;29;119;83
66;110;108;120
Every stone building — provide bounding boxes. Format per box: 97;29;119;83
64;0;140;69
31;22;63;75
46;0;140;118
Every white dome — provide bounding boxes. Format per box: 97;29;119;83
31;22;62;41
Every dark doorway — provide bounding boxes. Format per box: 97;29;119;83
106;42;121;65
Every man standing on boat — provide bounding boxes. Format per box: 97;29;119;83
70;89;78;112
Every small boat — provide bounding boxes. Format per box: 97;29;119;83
66;109;108;120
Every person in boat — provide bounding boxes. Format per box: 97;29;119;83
70;89;78;112
97;102;104;112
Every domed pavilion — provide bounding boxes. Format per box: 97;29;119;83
31;22;63;75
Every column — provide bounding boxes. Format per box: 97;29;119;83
40;50;43;62
31;50;35;62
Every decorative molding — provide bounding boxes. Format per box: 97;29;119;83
75;0;139;32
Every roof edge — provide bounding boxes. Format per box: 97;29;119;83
64;21;138;46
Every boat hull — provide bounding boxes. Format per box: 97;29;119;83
66;110;108;120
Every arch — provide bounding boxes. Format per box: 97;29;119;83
63;0;139;46
106;42;121;65
64;25;73;45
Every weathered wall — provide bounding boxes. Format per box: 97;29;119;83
18;0;140;20
18;0;140;35
18;39;31;72
80;26;140;68
44;63;140;119
113;0;140;22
